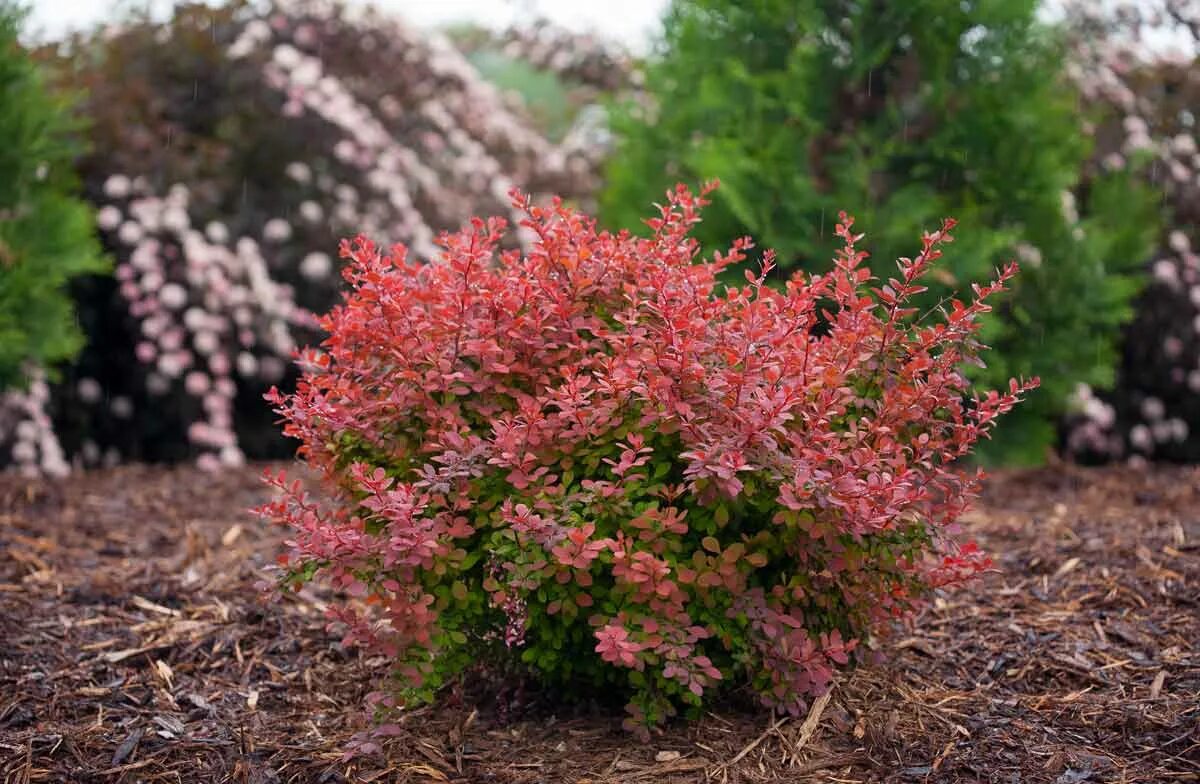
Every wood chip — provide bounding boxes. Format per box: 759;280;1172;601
103;647;153;663
1149;670;1166;699
398;764;448;781
153;659;174;689
185;692;214;711
896;637;938;657
81;638;119;652
791;690;832;754
110;727;142;767
1053;557;1081;579
152;714;186;738
132;595;181;617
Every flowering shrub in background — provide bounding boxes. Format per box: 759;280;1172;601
0;2;106;476
1062;0;1200;462
10;0;611;470
450;20;635;149
601;0;1158;465
260;184;1036;731
452;20;637;95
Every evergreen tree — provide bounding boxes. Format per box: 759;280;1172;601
602;0;1158;463
0;2;105;389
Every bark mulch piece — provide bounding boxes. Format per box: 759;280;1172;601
1;463;1197;783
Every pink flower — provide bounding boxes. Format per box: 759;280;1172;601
184;372;211;396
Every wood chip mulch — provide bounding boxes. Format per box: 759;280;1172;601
1;462;1197;783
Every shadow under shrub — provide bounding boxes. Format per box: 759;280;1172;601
259;185;1036;733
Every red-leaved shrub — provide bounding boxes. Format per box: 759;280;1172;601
260;184;1037;731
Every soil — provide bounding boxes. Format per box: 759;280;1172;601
1;462;1197;783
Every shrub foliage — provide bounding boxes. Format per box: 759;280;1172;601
261;185;1036;730
601;0;1157;464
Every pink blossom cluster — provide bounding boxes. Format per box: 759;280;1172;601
0;369;69;478
2;0;619;474
263;1;609;207
97;175;311;469
217;1;621;251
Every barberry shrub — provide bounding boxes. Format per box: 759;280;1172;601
260;185;1036;731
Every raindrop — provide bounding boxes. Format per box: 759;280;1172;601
819;208;825;239
866;69;872;97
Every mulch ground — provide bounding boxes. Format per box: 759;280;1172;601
1;462;1197;783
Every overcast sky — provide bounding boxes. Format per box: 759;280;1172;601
24;0;669;49
25;0;1194;61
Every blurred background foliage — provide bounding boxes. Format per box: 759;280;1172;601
0;0;1198;472
1059;0;1200;463
15;0;612;472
